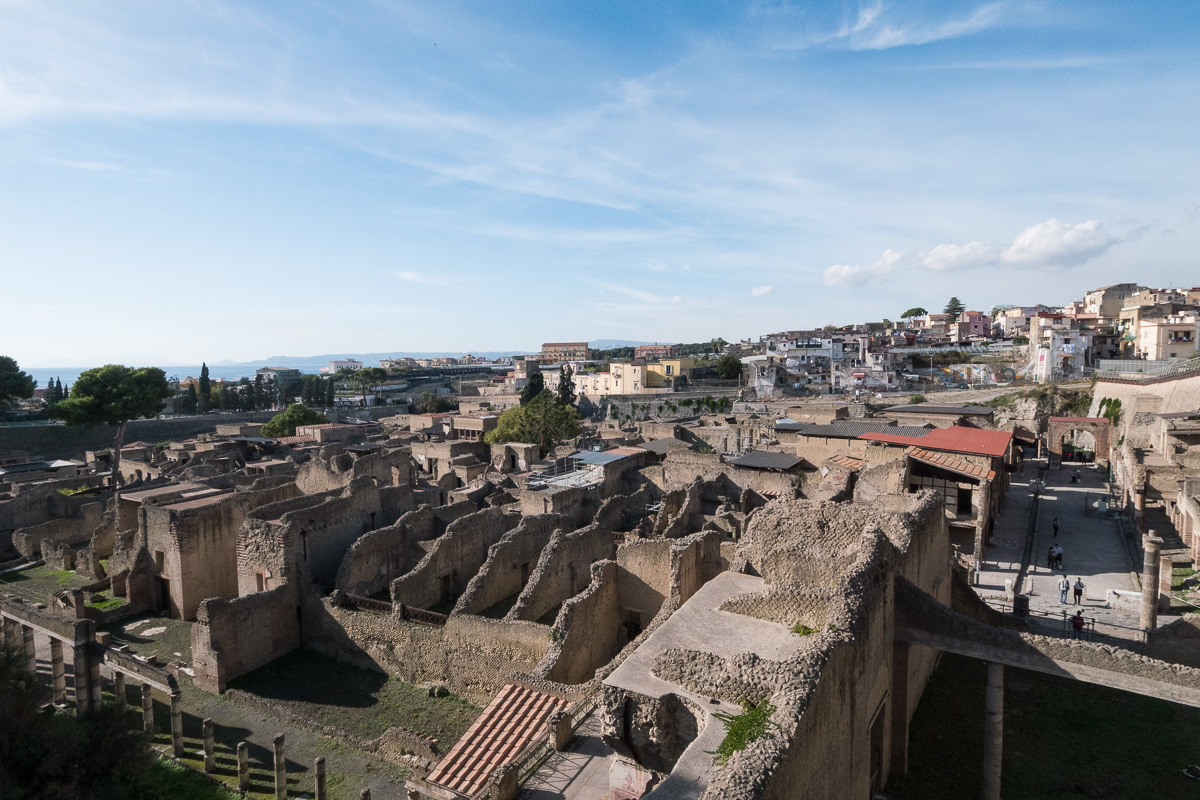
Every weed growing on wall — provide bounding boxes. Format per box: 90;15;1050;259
710;700;777;765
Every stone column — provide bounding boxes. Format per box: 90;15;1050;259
50;638;66;704
170;691;184;757
982;662;1004;800
237;742;250;790
71;638;92;715
22;624;36;679
548;710;573;751
1159;554;1174;613
314;756;327;800
89;657;102;712
1141;535;1164;630
114;671;126;709
890;641;910;776
203;718;216;772
273;733;286;800
142;683;155;732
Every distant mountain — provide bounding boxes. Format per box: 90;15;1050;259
589;339;655;350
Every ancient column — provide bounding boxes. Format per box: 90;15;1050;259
89;657;102;712
237;742;250;790
1141;535;1164;630
548;710;573;751
170;691;184;757
1159;554;1174;613
71;637;92;715
203;718;216;772
273;733;286;800
114;671;126;709
22;624;36;679
50;638;66;704
314;757;327;800
982;662;1004;800
142;683;155;731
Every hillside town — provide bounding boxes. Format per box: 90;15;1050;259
2;279;1200;800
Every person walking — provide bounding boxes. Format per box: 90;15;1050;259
1052;544;1064;570
1058;574;1070;605
1073;577;1085;605
1047;545;1056;570
1052;517;1060;537
1071;610;1086;639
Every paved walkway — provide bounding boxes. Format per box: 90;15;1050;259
518;713;611;800
978;459;1157;638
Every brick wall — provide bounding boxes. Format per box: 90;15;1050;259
510;522;616;623
192;585;301;692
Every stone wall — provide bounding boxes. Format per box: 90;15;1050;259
192;585;301;692
0;483;112;559
1148;615;1200;668
518;484;604;526
390;508;521;610
539;560;625;685
669;530;728;605
453;514;574;616
303;598;551;703
144;493;244;620
509;522;617;623
12;500;105;559
1091;369;1200;418
616;539;673;624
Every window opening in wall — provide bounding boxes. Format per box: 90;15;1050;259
440;573;453;603
256;572;266;592
956;487;973;517
154;550;165;572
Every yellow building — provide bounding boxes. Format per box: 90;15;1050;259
645;358;695;387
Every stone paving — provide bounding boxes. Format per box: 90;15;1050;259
977;458;1167;640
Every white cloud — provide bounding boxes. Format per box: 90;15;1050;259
1000;219;1118;268
922;240;1004;271
751;285;773;297
851;3;1003;50
823;249;904;287
396;270;451;286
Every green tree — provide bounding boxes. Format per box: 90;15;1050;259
182;383;198;414
0;356;36;409
350;367;388;406
253;374;266;410
261;403;329;437
521;371;545;405
944;297;965;324
900;307;927;318
557;364;576;405
198;362;211;413
324;376;335;407
715;354;743;380
484;390;580;450
48;365;171;487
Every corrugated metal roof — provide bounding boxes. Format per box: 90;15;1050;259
640;438;693;455
569;450;629;465
729;450;803;471
781;421;934;439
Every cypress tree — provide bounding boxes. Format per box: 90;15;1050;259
198;363;211;413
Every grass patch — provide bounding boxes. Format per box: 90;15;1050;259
710;700;776;765
228;648;480;745
908;394;927;405
888;652;1200;799
0;564;92;604
147;757;241;800
89;592;127;611
791;623;816;636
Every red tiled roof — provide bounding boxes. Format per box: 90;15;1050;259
906;447;995;481
861;426;1012;458
825;454;864;471
427;683;569;796
276;435;315;445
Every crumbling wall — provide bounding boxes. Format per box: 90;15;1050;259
237;519;296;596
390;508;520;610
655;478;704;538
296;448;413;495
12;500;105;559
616;539;672;623
453;514;574;616
539;560;624;685
0;484;112;559
303;599;551;703
669;530;727;605
144;494;245;620
518;484;603;526
192;585;301;693
333;503;467;597
594;487;653;532
510;522;616;623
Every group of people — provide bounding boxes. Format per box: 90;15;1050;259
1057;574;1086;605
1069;468;1084;484
1047;543;1065;570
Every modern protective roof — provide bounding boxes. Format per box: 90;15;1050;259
906;446;995;481
729;450;803;471
640;438;693;455
863;426;1012;458
0;460;77;474
780;421;934;439
426;683;569;797
569;448;640;465
882;404;995;416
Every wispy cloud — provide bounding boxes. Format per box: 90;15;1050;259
851;3;1003;50
751;285;774;297
593;281;662;304
824;249;904;287
396;270;452;287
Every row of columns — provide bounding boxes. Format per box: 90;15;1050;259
1;615;98;715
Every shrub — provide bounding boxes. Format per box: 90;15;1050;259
909;394;927;404
791;623;816;636
710;700;777;764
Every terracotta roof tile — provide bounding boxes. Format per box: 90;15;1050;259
906;446;996;481
426;683;569;796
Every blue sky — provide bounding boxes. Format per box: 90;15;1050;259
2;1;1198;367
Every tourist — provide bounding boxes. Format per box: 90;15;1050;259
1071;610;1086;638
1048;545;1056;570
1052;544;1064;570
1052;517;1060;537
1073;577;1085;605
1058;574;1070;605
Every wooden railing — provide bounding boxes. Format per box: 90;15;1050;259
344;593;392;614
400;603;448;626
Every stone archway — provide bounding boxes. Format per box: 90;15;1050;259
1047;416;1111;466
